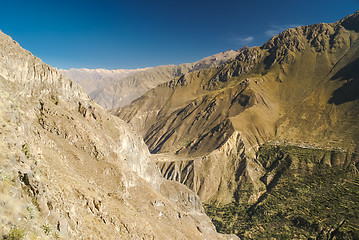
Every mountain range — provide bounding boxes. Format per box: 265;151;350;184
60;50;240;109
1;10;359;240
112;11;359;239
0;30;237;239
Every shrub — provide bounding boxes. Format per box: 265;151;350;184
3;228;25;240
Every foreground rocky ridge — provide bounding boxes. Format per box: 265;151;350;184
0;30;237;239
114;10;359;235
61;50;240;109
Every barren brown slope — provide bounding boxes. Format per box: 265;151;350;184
0;30;238;240
113;11;359;205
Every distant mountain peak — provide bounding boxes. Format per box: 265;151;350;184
62;49;240;109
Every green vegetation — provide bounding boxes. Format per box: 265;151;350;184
26;205;36;219
21;143;31;159
2;228;25;240
53;231;60;239
42;223;52;235
205;144;359;239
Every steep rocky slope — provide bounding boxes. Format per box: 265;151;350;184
0;30;238;239
61;50;240;109
114;11;359;238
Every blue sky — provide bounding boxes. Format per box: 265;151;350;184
0;0;358;69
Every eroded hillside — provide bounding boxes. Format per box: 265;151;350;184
0;30;238;240
114;11;359;238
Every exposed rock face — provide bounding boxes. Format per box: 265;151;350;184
61;50;240;109
0;30;238;239
114;11;359;207
155;131;265;204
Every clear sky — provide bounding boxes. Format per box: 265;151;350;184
0;0;358;69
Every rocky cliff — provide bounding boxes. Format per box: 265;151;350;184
0;30;238;240
114;11;359;238
61;50;240;109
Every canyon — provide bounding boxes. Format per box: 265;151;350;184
0;30;237;239
113;11;359;239
1;10;359;240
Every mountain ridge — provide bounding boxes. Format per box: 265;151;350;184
61;50;241;109
0;29;237;239
114;8;359;209
113;11;359;238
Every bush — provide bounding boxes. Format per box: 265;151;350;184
3;228;25;240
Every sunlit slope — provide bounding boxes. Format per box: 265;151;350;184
114;11;359;205
0;29;237;240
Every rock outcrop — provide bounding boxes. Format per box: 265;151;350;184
0;30;238;239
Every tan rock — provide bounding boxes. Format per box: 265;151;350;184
0;30;235;239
